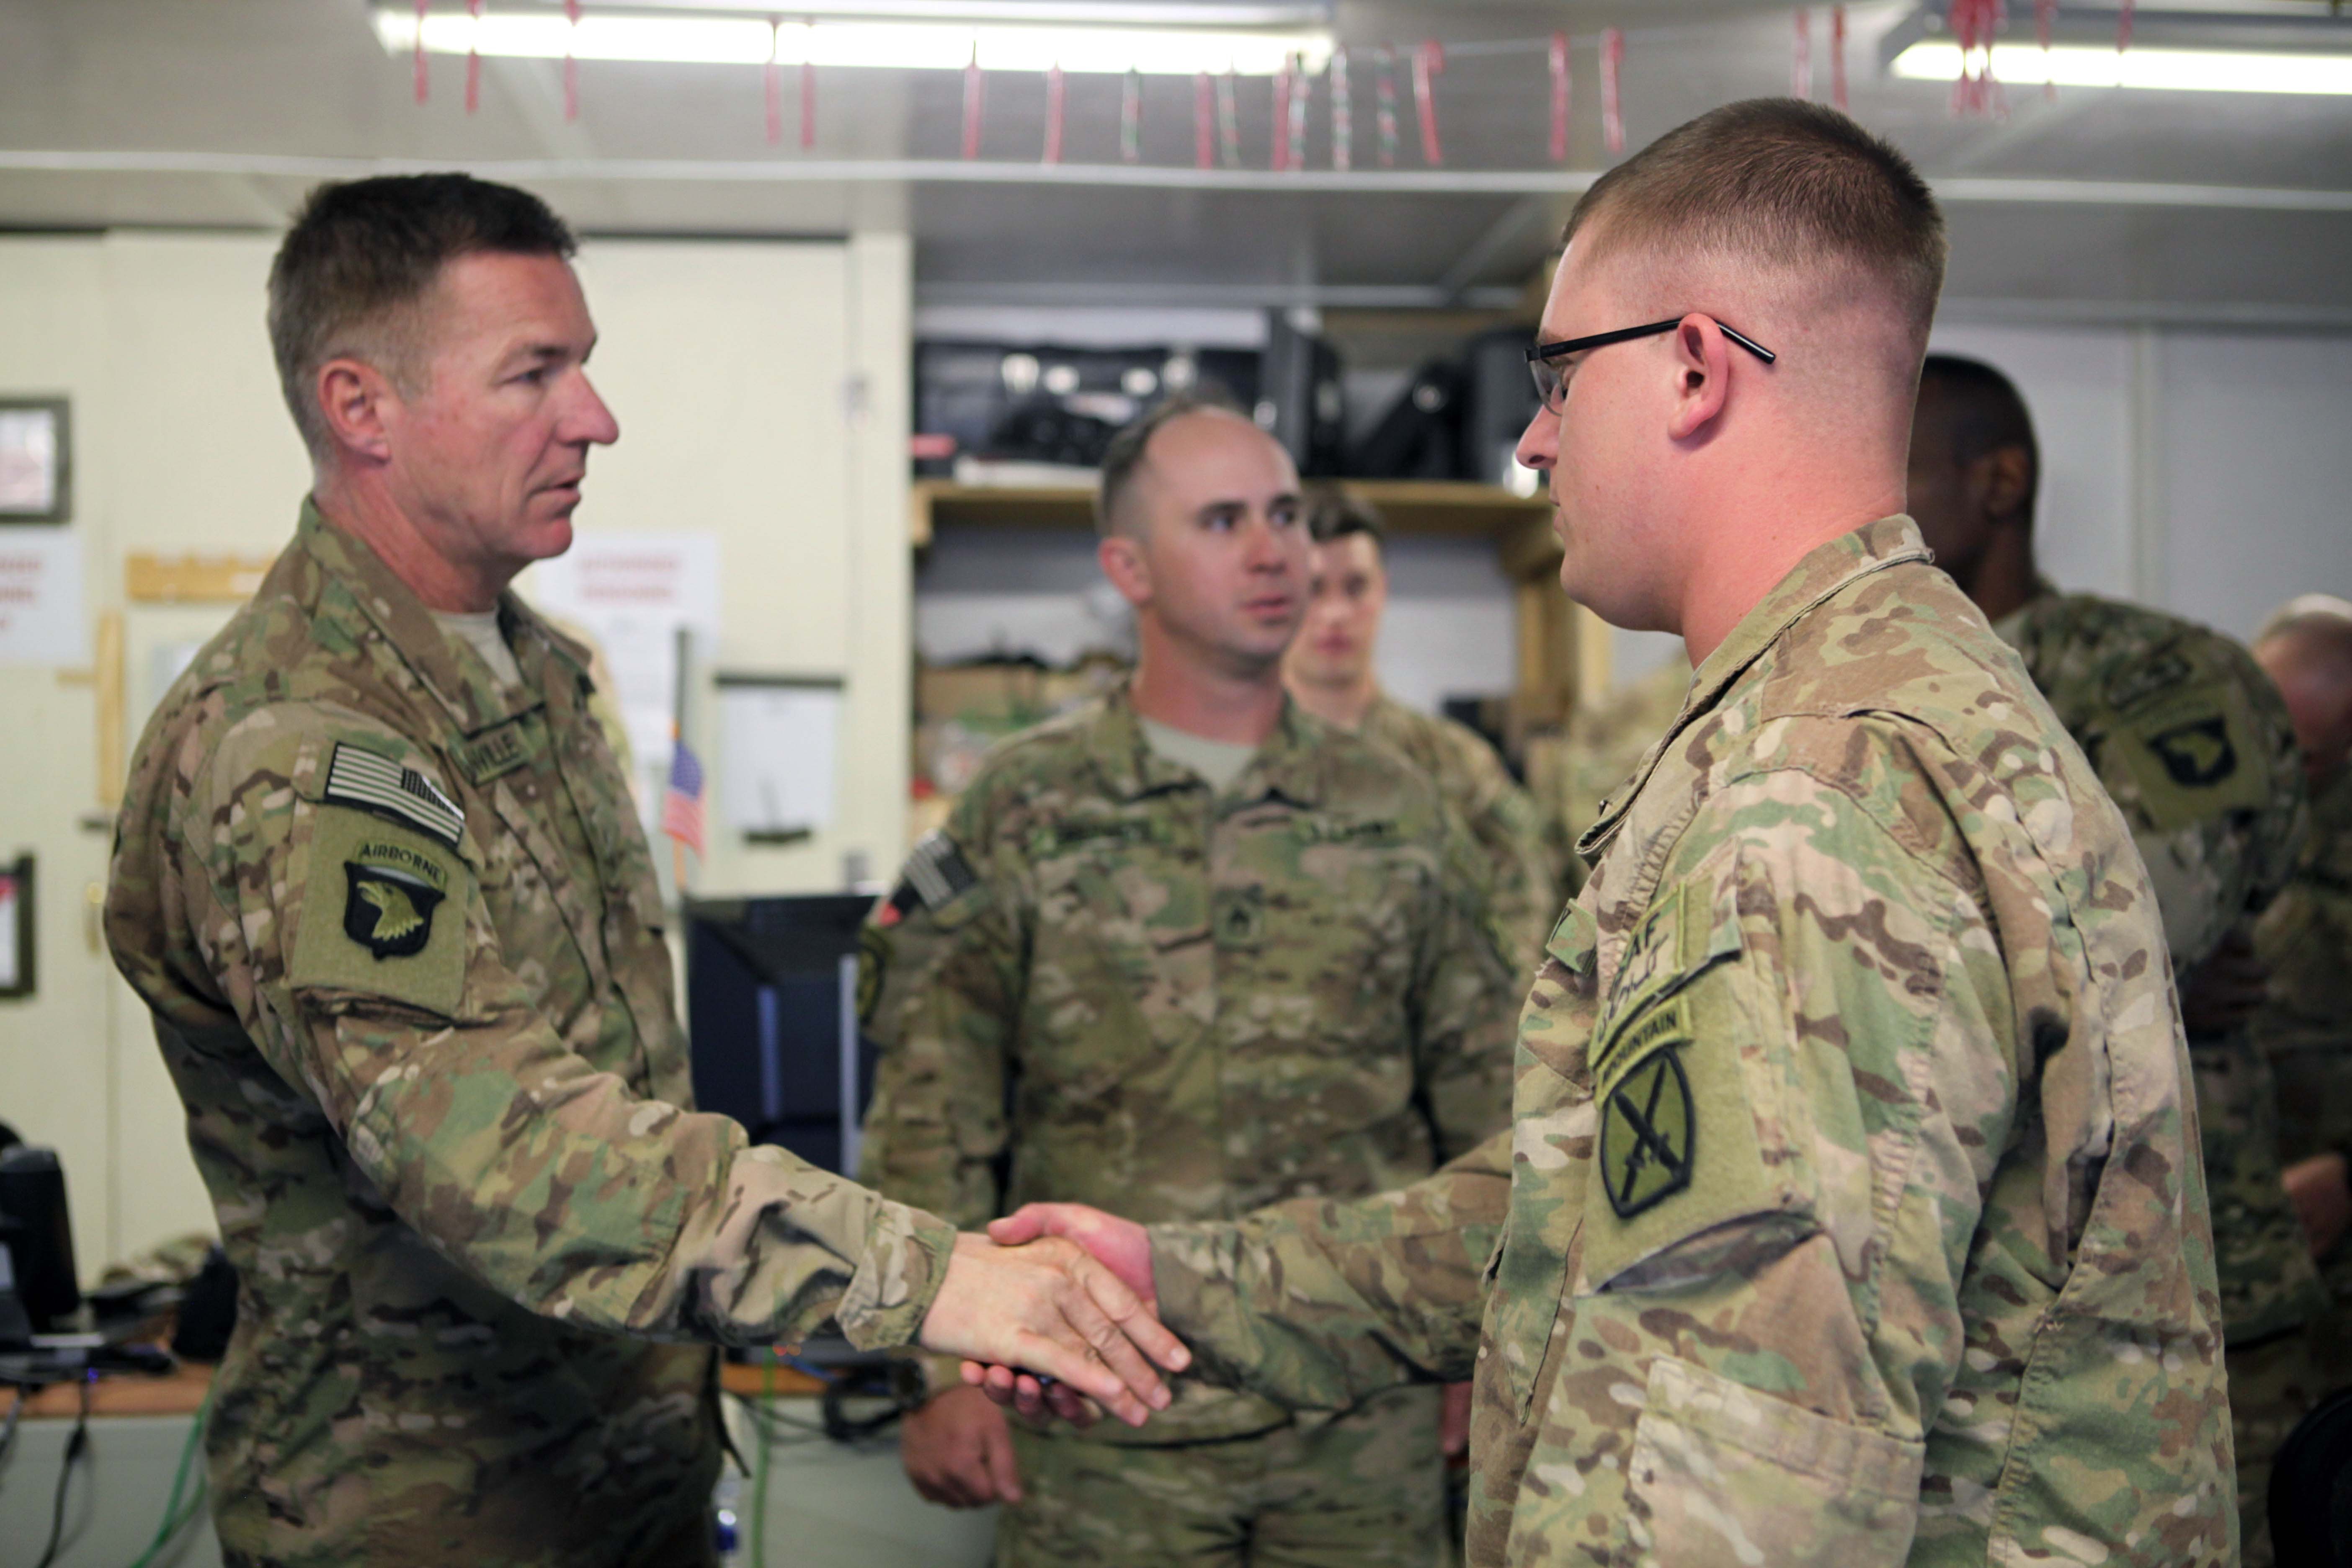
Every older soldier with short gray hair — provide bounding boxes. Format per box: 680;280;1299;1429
104;173;1183;1568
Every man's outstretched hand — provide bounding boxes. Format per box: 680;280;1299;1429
957;1204;1165;1424
917;1231;1187;1429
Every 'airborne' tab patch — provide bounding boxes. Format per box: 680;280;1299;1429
325;744;465;849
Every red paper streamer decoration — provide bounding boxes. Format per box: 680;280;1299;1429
765;18;784;144
1375;45;1399;168
2118;0;2135;52
465;0;483;115
1121;67;1142;163
1271;56;1293;171
1044;63;1066;164
1412;40;1444;166
1792;8;1812;101
1547;32;1571;163
1948;0;2001;116
413;0;430;104
1330;48;1352;173
802;53;816;150
1194;72;1216;169
563;0;581;121
1832;4;1849;111
1600;28;1625;155
962;45;985;160
1218;67;1242;169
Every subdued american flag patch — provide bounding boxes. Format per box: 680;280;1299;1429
890;830;978;916
324;744;464;849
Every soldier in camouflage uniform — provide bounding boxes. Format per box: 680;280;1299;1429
982;100;2234;1565
1532;653;1689;898
1908;353;2311;1562
2252;599;2352;1385
103;174;1181;1568
1283;488;1560;968
863;400;1519;1564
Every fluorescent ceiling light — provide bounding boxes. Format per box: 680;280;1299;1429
626;2;1332;20
374;8;1333;75
1892;40;2352;95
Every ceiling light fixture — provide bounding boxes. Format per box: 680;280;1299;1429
374;7;1334;76
1891;40;2352;95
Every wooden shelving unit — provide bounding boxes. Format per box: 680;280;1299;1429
910;477;1601;730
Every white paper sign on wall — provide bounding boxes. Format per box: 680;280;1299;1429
0;531;87;666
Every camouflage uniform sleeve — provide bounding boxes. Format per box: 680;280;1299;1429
1512;761;2017;1562
856;809;1021;1231
137;703;955;1351
1413;818;1525;1161
1148;1128;1508;1409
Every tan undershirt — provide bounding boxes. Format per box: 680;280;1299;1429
433;609;523;689
1140;717;1259;794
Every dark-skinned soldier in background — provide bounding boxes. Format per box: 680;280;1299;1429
1905;353;2310;1564
104;173;1184;1568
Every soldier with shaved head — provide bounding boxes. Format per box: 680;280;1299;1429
978;99;2233;1566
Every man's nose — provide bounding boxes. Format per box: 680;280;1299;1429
566;371;621;446
1514;404;1556;474
1241;515;1293;570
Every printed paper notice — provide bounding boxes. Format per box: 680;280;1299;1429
719;682;842;838
0;531;86;665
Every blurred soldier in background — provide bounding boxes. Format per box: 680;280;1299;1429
2252;597;2352;1384
1533;652;1689;897
1907;352;2310;1564
1283;487;1559;969
861;398;1518;1566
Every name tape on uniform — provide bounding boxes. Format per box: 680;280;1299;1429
325;744;465;850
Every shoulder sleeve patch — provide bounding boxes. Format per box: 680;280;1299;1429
887;830;981;921
288;806;468;1016
2113;688;2271;831
323;743;465;849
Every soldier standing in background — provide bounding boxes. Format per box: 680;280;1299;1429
103;173;1182;1568
2251;598;2352;1384
1906;352;2310;1563
985;99;2233;1565
861;397;1519;1565
1535;652;1688;897
1282;487;1559;967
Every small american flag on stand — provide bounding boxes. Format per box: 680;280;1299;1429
661;736;707;860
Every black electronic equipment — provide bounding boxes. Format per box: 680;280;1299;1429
1349;358;1465;480
0;1145;79;1337
913;340;1264;477
685;894;879;1176
1457;326;1545;490
1261;311;1348;478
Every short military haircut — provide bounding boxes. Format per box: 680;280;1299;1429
268;173;578;461
1919;354;2042;519
1095;392;1247;537
1564;98;1947;348
1307;488;1386;548
2257;595;2352;671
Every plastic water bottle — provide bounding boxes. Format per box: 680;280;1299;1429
713;1472;747;1566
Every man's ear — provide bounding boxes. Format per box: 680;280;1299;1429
1978;444;2033;523
1666;315;1736;444
1097;533;1152;609
315;356;400;465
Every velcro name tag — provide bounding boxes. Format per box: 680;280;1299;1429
324;744;464;849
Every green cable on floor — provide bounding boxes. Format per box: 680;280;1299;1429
126;1383;214;1568
748;1357;774;1568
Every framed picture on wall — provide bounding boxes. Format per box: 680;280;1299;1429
0;399;71;523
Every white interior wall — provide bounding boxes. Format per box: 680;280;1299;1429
0;230;911;1278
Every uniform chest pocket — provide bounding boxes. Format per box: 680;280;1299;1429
1579;872;1817;1294
1489;902;1599;1416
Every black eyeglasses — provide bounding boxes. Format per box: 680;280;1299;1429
1525;317;1777;412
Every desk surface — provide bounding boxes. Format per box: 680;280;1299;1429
16;1357;829;1419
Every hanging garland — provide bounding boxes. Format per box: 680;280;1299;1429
1792;7;1813;102
1601;28;1626;156
1374;45;1400;169
1330;48;1354;173
1412;40;1446;167
1547;32;1571;164
1044;62;1067;165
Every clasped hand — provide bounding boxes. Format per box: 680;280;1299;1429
917;1219;1180;1429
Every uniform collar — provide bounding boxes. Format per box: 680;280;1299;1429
1575;515;1931;857
296;498;590;736
1085;679;1327;808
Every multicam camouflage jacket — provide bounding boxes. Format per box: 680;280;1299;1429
859;684;1519;1444
1359;692;1562;970
1148;518;2233;1565
1996;585;2317;1344
2257;766;2352;1308
105;502;954;1568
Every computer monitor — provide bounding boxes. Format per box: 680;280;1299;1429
683;893;880;1177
